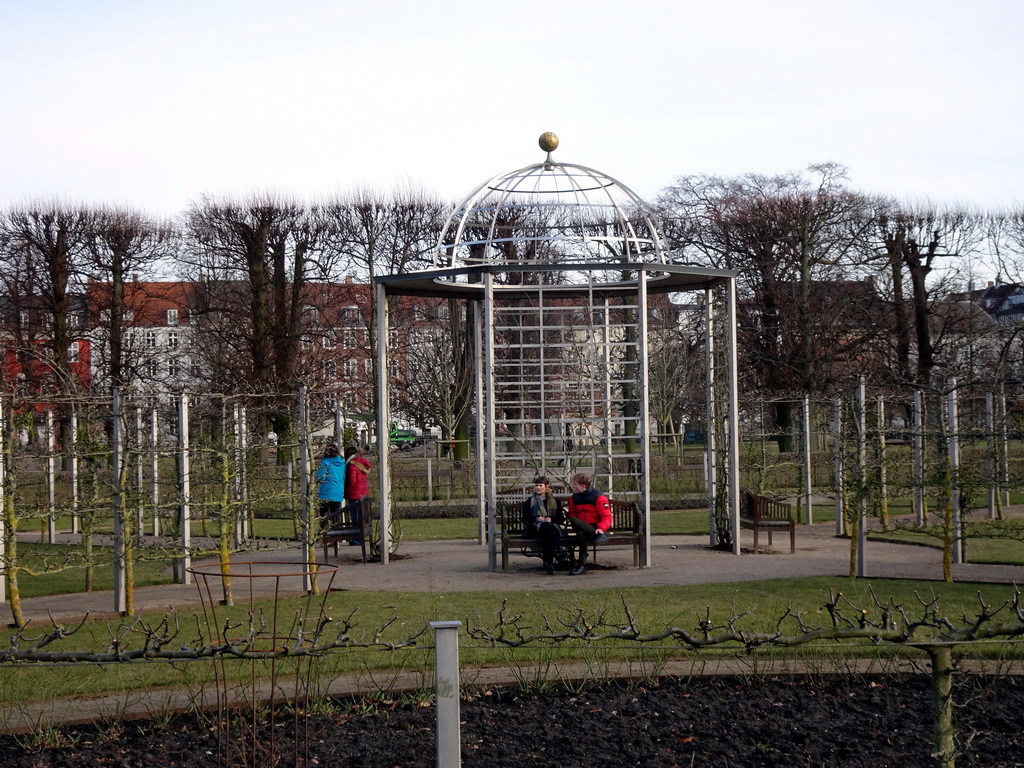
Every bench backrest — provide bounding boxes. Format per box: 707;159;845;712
739;487;794;522
498;497;642;536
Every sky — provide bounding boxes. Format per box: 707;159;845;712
1;0;1022;218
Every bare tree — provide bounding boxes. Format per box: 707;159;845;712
657;165;876;449
180;194;334;435
321;187;448;446
84;208;175;390
0;202;90;397
868;201;985;389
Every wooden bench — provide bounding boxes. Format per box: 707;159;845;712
496;496;645;571
322;496;371;563
739;487;796;553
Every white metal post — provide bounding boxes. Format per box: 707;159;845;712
704;288;718;547
637;269;652;566
150;408;159;537
913;390;925;527
112;388;127;613
726;278;741;556
0;397;6;603
947;378;963;565
177;393;191;585
986;391;997;519
877;397;888;525
46;409;56;543
473;300;486;545
70;406;79;536
298;385;312;591
135;406;144;540
376;282;392;564
833;397;844;536
856;377;867;578
802;395;813;525
484;274;497;570
431;620;463;768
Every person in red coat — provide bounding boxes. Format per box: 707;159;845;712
344;446;372;545
566;472;611;575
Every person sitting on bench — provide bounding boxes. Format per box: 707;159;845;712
521;476;567;575
566;473;611;576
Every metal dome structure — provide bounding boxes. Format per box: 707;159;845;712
374;135;741;569
434;138;667;272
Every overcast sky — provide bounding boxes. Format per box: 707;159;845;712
1;0;1021;217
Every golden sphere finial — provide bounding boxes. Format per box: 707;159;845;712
538;132;559;153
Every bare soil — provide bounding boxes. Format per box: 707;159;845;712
4;675;1024;767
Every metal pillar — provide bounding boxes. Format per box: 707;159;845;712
375;281;392;564
176;393;191;585
112;388;127;614
947;379;963;565
833;397;844;536
855;378;867;578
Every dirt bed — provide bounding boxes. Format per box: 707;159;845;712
4;675;1024;767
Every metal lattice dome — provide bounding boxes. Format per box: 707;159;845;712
434;133;667;272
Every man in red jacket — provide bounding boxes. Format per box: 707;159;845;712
344;446;372;545
566;472;611;576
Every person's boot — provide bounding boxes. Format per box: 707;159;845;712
568;561;587;576
544;560;555;575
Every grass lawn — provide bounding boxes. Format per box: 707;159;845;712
870;517;1024;566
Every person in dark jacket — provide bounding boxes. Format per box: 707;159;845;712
315;444;346;529
566;472;611;576
520;476;567;575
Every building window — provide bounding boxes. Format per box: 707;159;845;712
302;336;314;350
168;359;180;378
343;359;357;378
167;330;179;349
19;310;29;326
166;309;179;326
68;342;80;364
342;329;357;349
323;335;336;349
145;330;157;348
146;360;159;378
325;360;337;378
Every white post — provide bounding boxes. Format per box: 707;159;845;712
426;457;434;502
70;406;79;536
986;391;997;519
46;409;56;543
913;391;925;527
299;386;312;591
431;621;463;768
947;379;963;565
877;397;888;526
112;388;127;614
726;279;741;556
473;300;486;546
705;288;718;547
177;393;191;585
802;395;813;525
833;397;844;536
0;397;6;603
376;282;393;565
856;377;867;578
1000;383;1010;508
135;407;144;540
150;408;160;537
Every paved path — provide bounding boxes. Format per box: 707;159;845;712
9;510;1024;626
